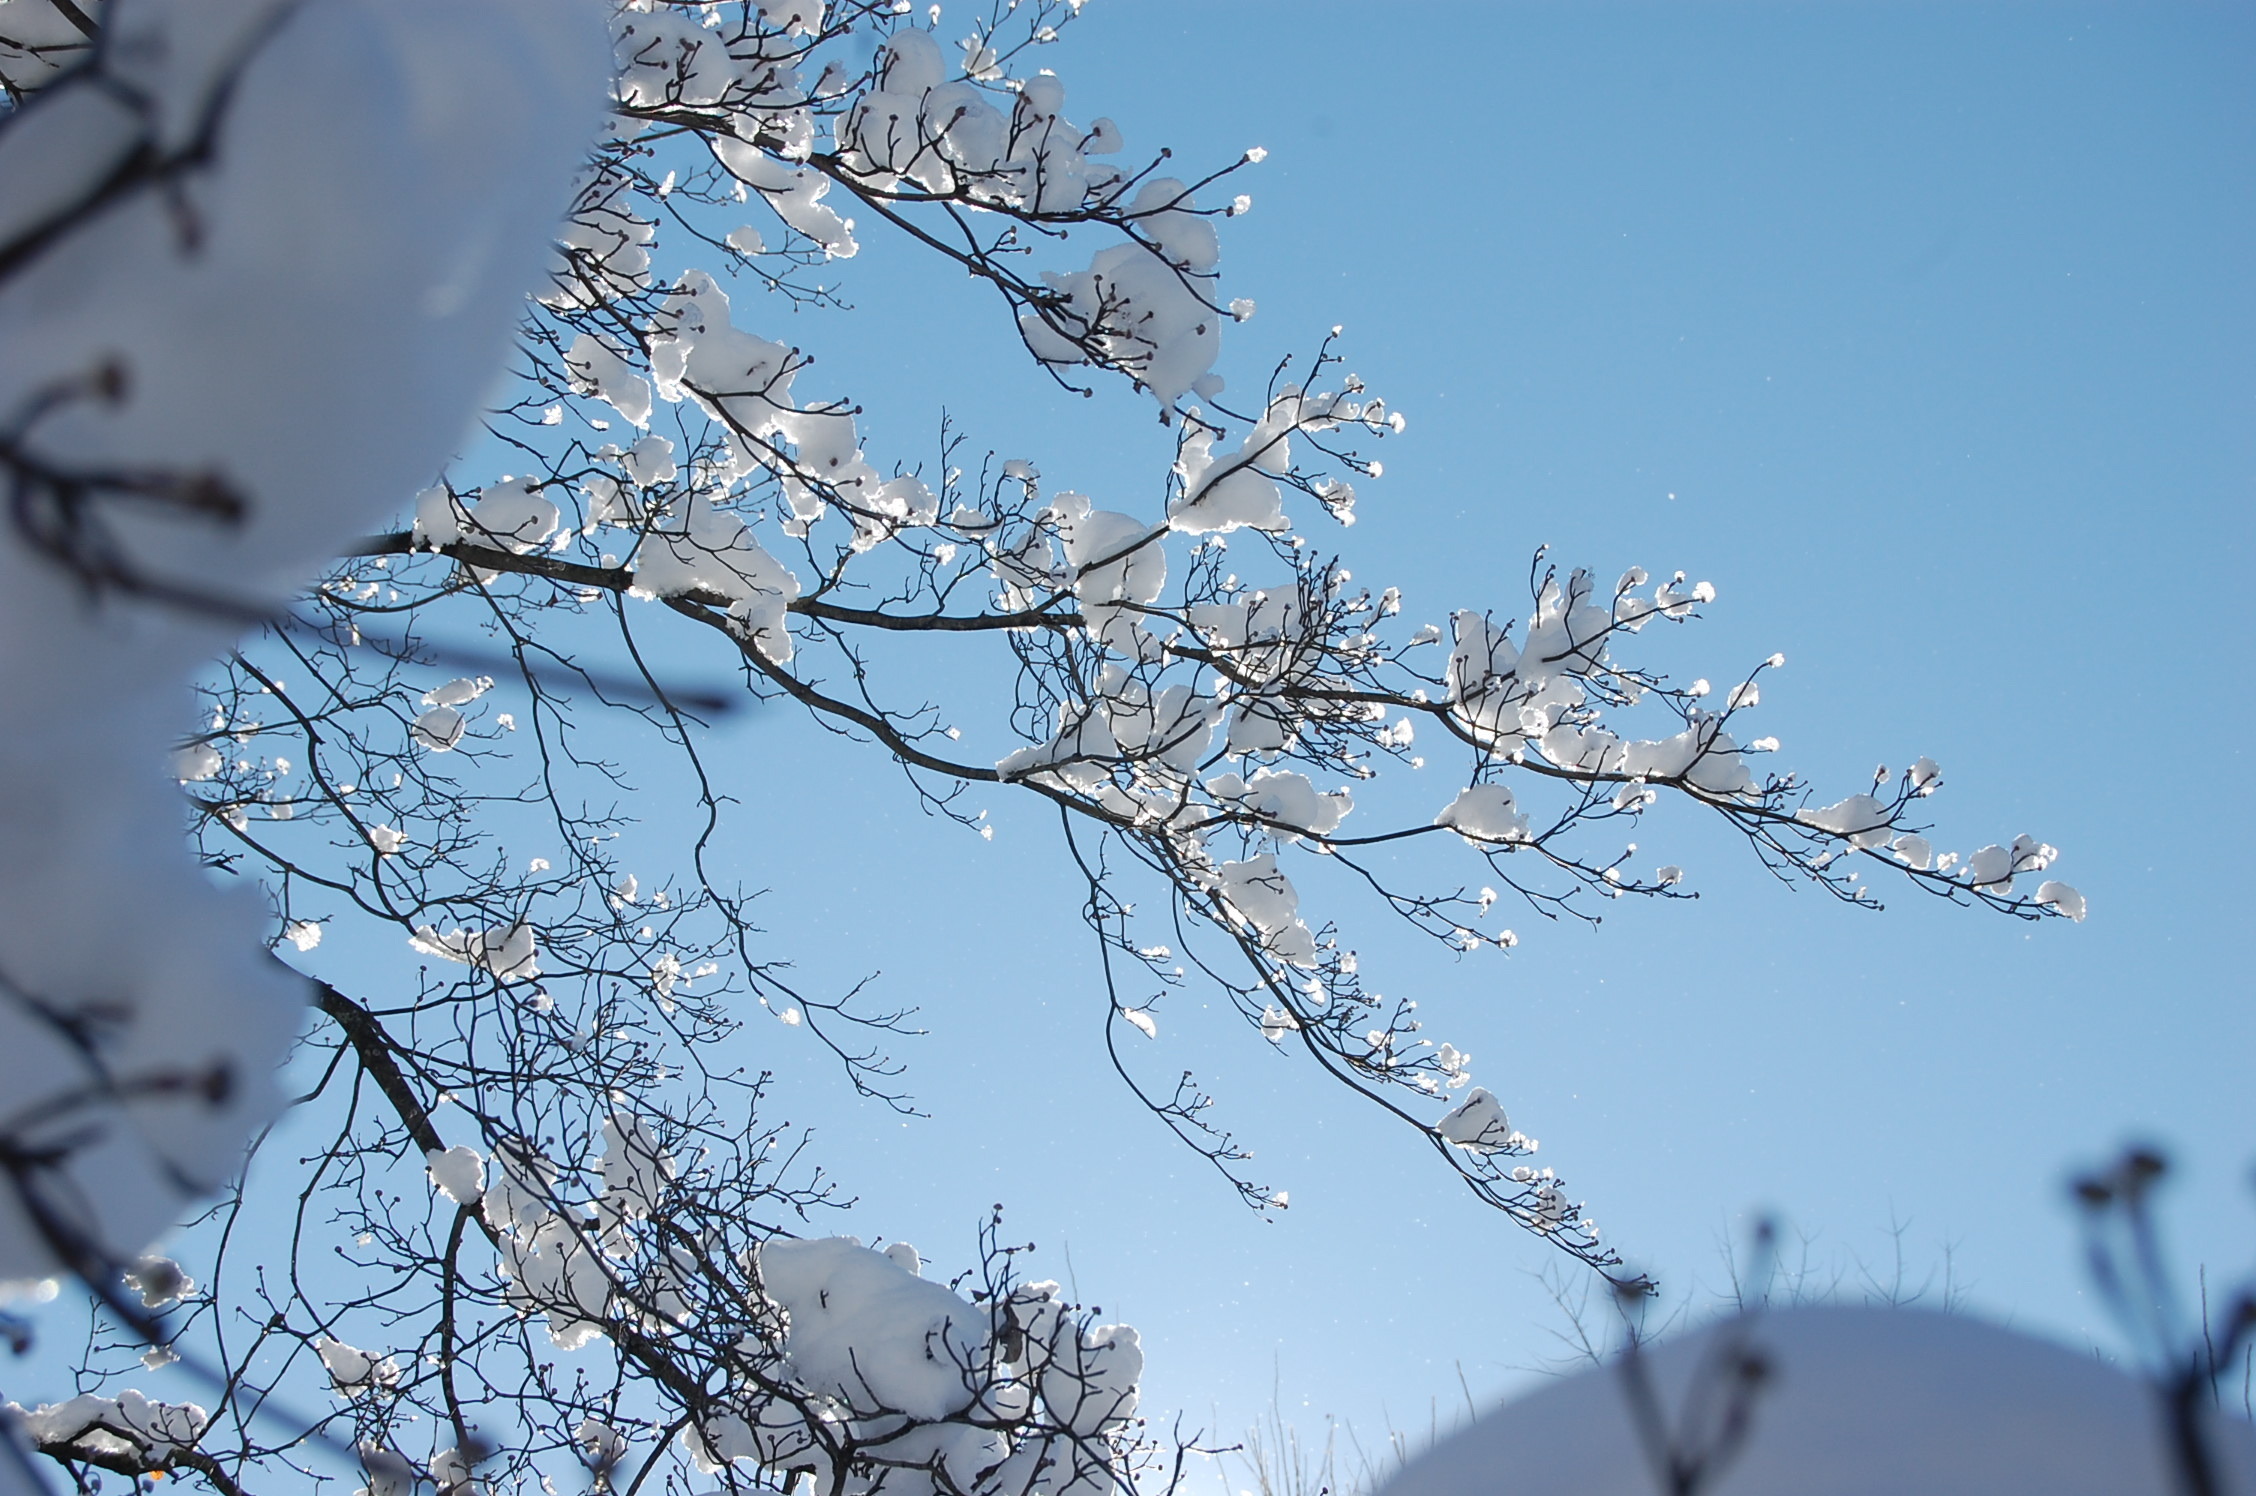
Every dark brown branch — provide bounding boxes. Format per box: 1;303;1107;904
344;531;1081;632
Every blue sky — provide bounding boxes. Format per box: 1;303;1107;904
675;0;2254;1447
69;0;2245;1467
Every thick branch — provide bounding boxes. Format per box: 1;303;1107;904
344;531;1081;632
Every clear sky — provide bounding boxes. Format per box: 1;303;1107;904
70;0;2242;1472
661;0;2255;1452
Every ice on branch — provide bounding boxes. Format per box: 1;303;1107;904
480;1143;561;1237
415;678;491;750
650;270;796;435
1171;416;1287;535
1447;585;1761;796
425;677;493;708
412;486;471;548
1618;723;1758;796
718;137;859;258
1172;384;1389;533
644;270;930;554
471;1141;613;1350
612;8;740;113
626;0;855;251
778;407;931;543
0;0;606;1280
1009;666;1225;807
1027;1303;1143;1438
1101;676;1219;779
574;1419;628;1472
612;3;827;173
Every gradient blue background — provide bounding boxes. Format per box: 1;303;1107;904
664;0;2253;1450
77;0;2245;1472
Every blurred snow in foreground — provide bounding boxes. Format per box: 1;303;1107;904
1378;1305;2256;1496
0;0;604;1283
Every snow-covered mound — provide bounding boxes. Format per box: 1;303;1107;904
1375;1305;2256;1496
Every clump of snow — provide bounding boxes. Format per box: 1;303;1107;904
465;478;561;554
1022;177;1222;407
1208;768;1352;841
1051;491;1164;651
2036;880;2086;922
675;1236;1149;1493
1212;854;1319;967
599;1112;675;1220
172;742;223;781
563;331;653;427
757;1236;988;1421
628;491;802;665
829;42;1222;405
121;1254;192;1309
7;1389;208;1463
574;1418;627;1471
426;1145;487;1207
1795;794;1893;850
411;705;468;752
479;1142;559;1238
1435;1088;1514;1154
316;1335;400;1398
1025;1303;1142;1437
494;1213;612;1351
1435;785;1529;845
411;921;542;983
